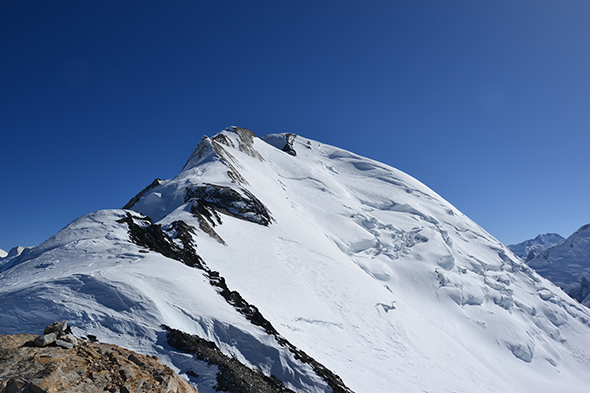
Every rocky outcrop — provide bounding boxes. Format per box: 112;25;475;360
163;325;294;393
280;133;297;156
0;327;197;393
185;183;273;226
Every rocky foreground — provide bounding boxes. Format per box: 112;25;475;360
0;331;197;393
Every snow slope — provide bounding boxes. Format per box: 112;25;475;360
1;127;590;393
527;224;590;306
0;248;6;258
508;233;565;261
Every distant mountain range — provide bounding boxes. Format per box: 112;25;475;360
510;226;590;307
2;127;590;392
508;233;566;261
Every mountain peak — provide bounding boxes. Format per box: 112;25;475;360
2;128;590;392
508;233;565;261
182;127;264;175
533;232;565;242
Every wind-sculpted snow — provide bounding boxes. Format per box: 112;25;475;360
2;127;590;393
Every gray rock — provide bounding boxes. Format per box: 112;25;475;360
44;320;67;334
34;332;57;347
59;333;78;346
55;339;74;349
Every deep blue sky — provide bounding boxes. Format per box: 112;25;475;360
2;1;589;251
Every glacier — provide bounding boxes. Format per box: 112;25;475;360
1;127;590;393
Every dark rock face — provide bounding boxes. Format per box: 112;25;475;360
281;134;297;156
163;326;293;393
189;201;226;245
116;213;206;270
0;334;197;393
185;183;273;226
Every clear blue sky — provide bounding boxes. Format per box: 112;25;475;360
1;1;589;251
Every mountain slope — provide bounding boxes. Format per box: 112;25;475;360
527;224;590;306
508;233;565;261
1;127;590;393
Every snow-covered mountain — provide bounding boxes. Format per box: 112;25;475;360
1;245;25;259
508;233;565;261
527;224;590;307
2;127;590;393
0;248;6;258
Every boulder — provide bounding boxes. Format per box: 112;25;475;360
55;339;74;349
33;332;58;347
43;320;67;334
